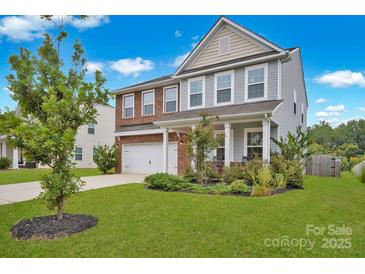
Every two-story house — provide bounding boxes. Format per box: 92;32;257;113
1;104;115;169
113;16;308;175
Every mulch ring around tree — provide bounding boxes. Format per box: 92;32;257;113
10;213;98;240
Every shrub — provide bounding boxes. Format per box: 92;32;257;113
242;156;262;184
221;165;244;184
230;179;249;194
251;184;270;197
145;173;192;191
190;183;231;195
272;173;286;190
341;157;351;171
184;165;220;184
258;166;272;186
93;145;116;174
271;155;304;189
0;157;11;169
286;160;304;188
359;167;365;184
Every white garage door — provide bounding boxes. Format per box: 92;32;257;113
122;142;178;175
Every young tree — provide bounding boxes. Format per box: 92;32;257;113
186;113;221;184
0;16;110;220
93;145;116;174
272;126;312;161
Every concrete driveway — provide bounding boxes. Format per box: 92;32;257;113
0;174;146;205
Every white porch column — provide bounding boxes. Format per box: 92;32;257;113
12;148;19;169
262;119;271;163
191;124;196;170
162;128;169;173
1;142;6;158
224;122;231;167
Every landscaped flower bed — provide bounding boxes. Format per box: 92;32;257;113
145;155;304;197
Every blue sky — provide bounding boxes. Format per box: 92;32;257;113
1;15;365;126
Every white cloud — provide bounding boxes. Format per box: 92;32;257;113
358;107;365;112
0;15;109;42
192;35;199;40
315;70;365;88
70;16;109;30
325;104;345;112
316;104;345;118
315;98;327;103
0;15;51;42
85;61;104;74
110;57;155;77
3;87;9;92
170;52;190;67
174;30;182;38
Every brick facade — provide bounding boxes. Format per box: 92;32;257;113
115;132;189;175
115;84;186;175
115;85;179;130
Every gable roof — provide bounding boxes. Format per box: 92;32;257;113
112;16;289;94
174;16;284;76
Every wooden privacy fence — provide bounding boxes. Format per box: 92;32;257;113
306;155;341;177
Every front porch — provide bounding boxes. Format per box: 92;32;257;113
0;136;20;169
158;117;278;173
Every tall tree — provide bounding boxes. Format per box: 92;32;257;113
0;16;110;219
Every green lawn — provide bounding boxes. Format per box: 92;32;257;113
0;173;364;257
0;168;114;185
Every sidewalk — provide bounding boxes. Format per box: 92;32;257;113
0;174;146;205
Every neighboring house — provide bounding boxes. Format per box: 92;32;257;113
1;104;115;169
0;135;19;169
72;104;115;168
113;16;308;175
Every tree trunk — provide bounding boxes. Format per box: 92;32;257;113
57;198;64;220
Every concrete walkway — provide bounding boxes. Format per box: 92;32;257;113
0;174;146;205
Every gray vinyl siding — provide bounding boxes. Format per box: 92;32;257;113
187;25;268;70
180;60;279;111
234;67;245;104
268;61;278;100
270;126;279;153
271;49;308;139
233;128;244;161
205;74;214;106
180;79;188;111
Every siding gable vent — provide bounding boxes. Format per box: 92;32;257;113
219;36;230;56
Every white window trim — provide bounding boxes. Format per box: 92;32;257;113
74;146;83;161
244;63;268;102
214;70;234;106
141;89;155;116
212;129;234;161
163;85;178;113
122;93;134;119
187;76;205;110
218;36;230;56
88;124;95;135
243;127;263;157
213;130;225;159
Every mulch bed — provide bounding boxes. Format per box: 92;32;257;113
10;213;98;240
